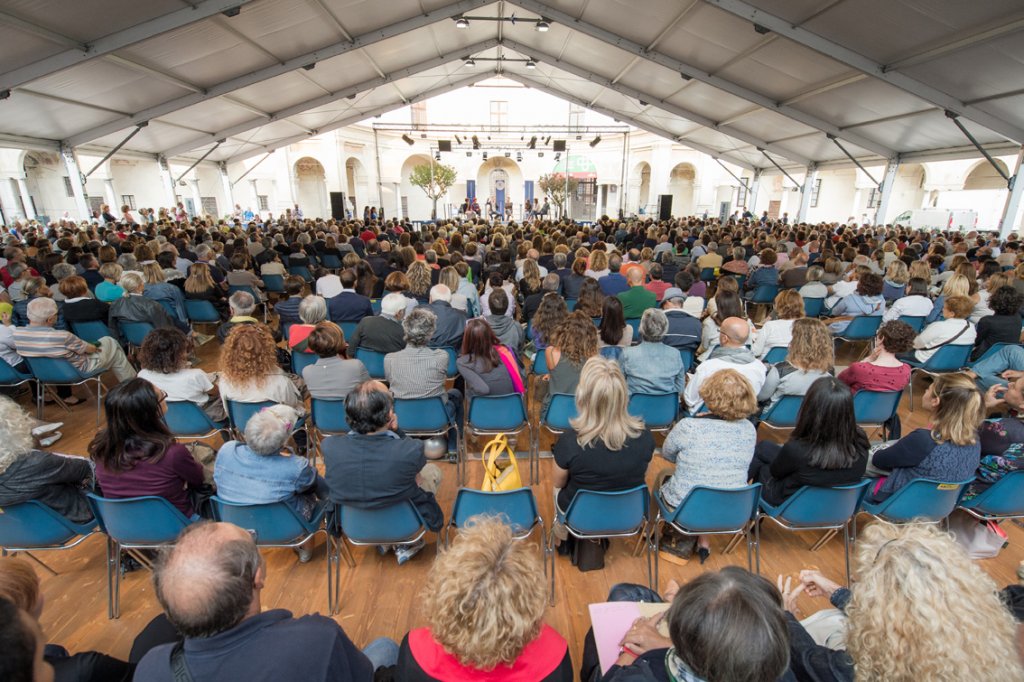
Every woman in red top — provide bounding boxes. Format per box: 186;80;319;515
837;320;916;394
397;516;572;681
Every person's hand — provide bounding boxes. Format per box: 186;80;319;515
864;345;882;362
777;575;805;615
662;579;681;603
619;613;672;655
799;569;841;599
1001;369;1024;381
985;384;1008;410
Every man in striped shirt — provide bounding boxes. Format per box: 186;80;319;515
13;297;136;383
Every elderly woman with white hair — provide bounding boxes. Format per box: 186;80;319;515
0;395;95;523
618;308;687;395
287;294;328;353
214;404;326;562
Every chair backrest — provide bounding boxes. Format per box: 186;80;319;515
852;390;902;425
625;318;642;339
70;320;114;344
677;347;694;373
226;400;277;434
922;344;972;371
120;321;155;346
565;298;577;311
563;486;649;534
840;315;882;340
163;400;221;437
897;315;926;332
872;478;971;522
338;321;359;339
210;497;314;543
370;299;382;314
802;297;825;317
628;393;679;429
761;395;804;428
962;471;1024;516
0;359;31;383
668;484;761;533
531;351;549;375
311;397;350;434
762;346;789;364
700;267;716;282
451;488;539;533
86;494;191;544
0;500;94;547
262;274;285;292
184;299;221;323
291;350;319;375
23;356;86;383
467;394;528;431
337;501;425;543
321;254;343;269
394;397;449;432
769;480;871;527
440;346;458;377
354;348;386;379
750;285;779;303
543;393;578;430
288;266;313;282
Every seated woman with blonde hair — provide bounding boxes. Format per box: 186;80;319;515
397;515;572;680
757;318;834;411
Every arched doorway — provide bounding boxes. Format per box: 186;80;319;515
294;156;327;217
667;163;696;218
964;160;1009;190
630;162;651;215
476;157;524;219
400;154;435;220
345;157;368;215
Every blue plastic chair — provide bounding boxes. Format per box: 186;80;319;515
699;267;717;282
0;500;97;575
120;321;155;347
541;393;578;438
288;265;314;282
802;297;825;318
958;471;1024;522
321;254;343;270
329;501;428;613
905;344;973;411
760;394;804;430
625;318;642;342
465;394;535;485
184;299;220;324
852;390;902;439
262;274;285;295
677;347;695;373
897;315;926;332
762;346;789;364
226;400;306;441
0;359;32;392
834;315;882;342
291;349;319;375
163;400;227;442
70;320;114;344
627;392;679;432
393;396;460;457
653;484;761;582
437;346;458;378
565;298;577;311
338;321;359;339
307;397;350;462
24;356;105;424
354;348;386;379
554;486;652;602
860;478;971;524
86;494;194;618
758;480;871;583
210;497;330;610
747;284;779;305
445;488;544;553
370;298;382;314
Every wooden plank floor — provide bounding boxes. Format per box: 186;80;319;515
17;338;1024;670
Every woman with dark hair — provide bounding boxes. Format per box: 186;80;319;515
575;277;605;318
744;248;780;292
828;272;886;334
972;285;1023;360
88;378;205;518
748;376;869;505
456;319;524;399
531;292;568;351
138;328;225;422
597;296;632;358
838;320;915;393
562;257;588;300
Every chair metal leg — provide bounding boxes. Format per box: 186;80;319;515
810;528;838;551
20;551;58;576
325;532;333;614
652;522;661;588
94;377;102;426
36;381;44;420
909;371;915;412
754;516;762;575
548;527;556;606
843;522;852;586
745;525;753;571
645;526;654;591
722;531;744;555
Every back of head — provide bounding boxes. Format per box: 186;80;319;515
381;292;407;317
422;516;546;671
25;297;57;325
0;596;39;682
429;284;452;303
0;557;40;615
571;356;642;450
930;372;984;445
667;567;789;682
344;380;393;434
229;290;256;316
403;307;437;346
154;522;263;639
243;404;299;455
719;317;749;346
792;376;864;468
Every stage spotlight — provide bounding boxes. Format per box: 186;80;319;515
525;60;536;69
482;151;488;160
401;134;415;145
466;151;472;157
435;151;441;160
543;136;551;145
589;135;601;147
471;135;480;149
538;152;544;157
455;16;469;28
504;152;511;158
527;136;537;149
464;58;476;67
516;152;522;162
536;19;551;32
454;135;462;144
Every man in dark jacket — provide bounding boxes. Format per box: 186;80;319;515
424;284;466;349
348;293;406;354
326;269;373;323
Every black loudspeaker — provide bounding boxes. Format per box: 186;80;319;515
437;140;452;152
552;140;566;152
330;192;346;220
658;194;673;220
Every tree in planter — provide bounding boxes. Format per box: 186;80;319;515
409;162;457;220
538;172;579;219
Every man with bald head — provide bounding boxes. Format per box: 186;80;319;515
135;521;396;680
617;266;657;319
683;316;766;414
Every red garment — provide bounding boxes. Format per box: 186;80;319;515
1;265;39;288
645;280;672;301
360;230;376;242
401;625;570;681
837;361;911;394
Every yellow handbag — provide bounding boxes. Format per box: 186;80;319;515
481;434;524;492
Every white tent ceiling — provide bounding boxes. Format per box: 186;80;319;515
1;0;1022;173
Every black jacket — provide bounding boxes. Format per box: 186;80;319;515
0;450;94;524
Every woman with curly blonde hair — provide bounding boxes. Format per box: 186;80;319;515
219;324;305;415
758;318;834;410
398;516;572;679
786;521;1024;681
406;260;432;303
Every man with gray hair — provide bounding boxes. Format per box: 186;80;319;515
384;308;462;455
349;292;406;355
14;297;136;382
134;521;395;679
425;284;466;349
49;263;80;302
619;308;687;394
109;271;180;342
216;291;259;344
